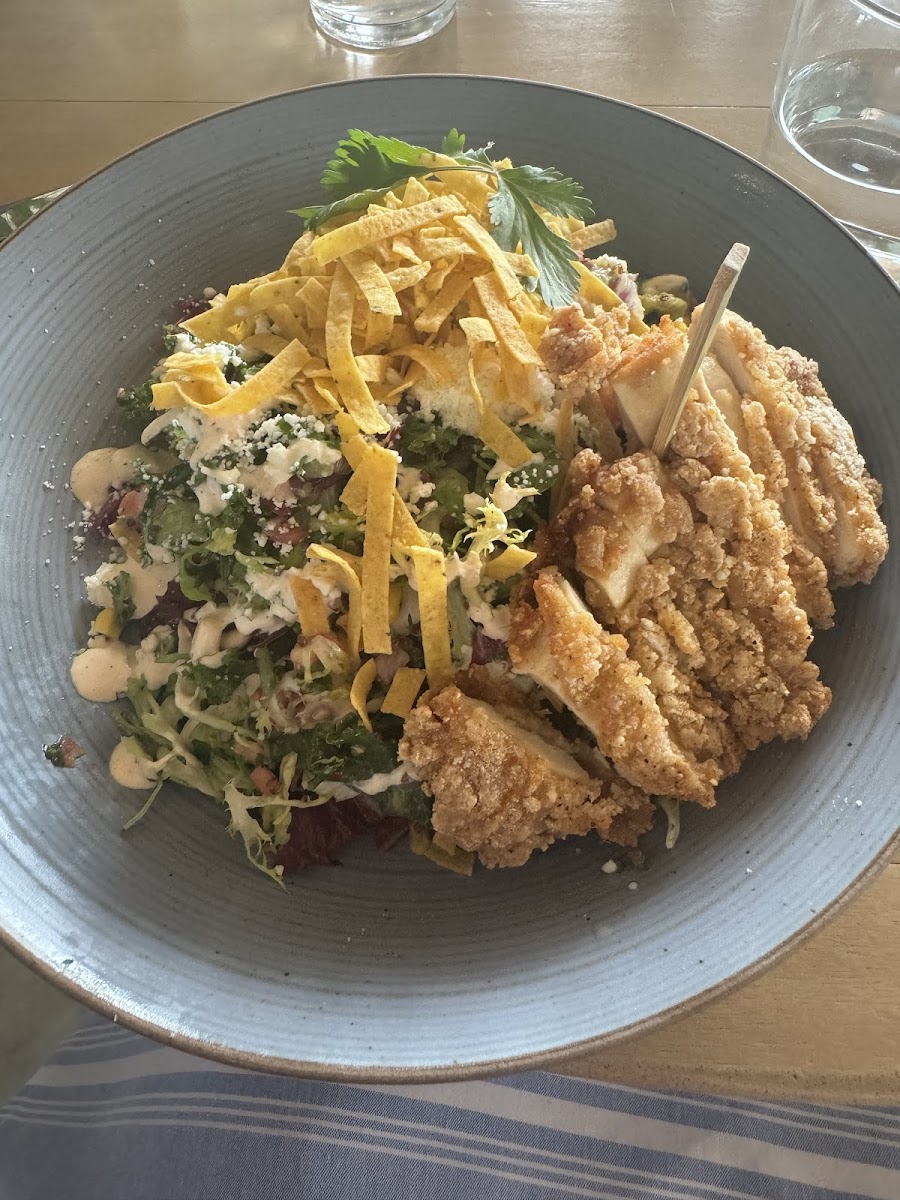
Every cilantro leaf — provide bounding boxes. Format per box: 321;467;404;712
109;572;135;627
292;188;402;233
292;130;434;231
292;129;493;231
489;167;593;308
494;164;593;222
320;130;432;198
441;128;466;155
294;129;594;304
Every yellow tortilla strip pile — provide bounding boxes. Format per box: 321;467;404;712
167;163;622;706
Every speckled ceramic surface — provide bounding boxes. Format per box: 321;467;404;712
0;78;897;1080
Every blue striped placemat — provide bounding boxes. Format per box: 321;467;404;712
1;1013;897;1199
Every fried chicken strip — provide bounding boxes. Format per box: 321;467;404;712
509;568;721;805
608;315;836;628
562;437;831;754
399;684;652;868
711;309;888;588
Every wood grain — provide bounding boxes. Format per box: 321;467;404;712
563;861;900;1102
0;0;793;107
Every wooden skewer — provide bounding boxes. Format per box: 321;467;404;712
650;242;749;457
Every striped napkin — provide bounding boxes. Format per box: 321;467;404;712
1;1013;897;1199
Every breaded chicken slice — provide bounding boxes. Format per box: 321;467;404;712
398;685;652;868
608;315;835;628
509;568;721;806
711;309;887;588
562;442;831;754
539;302;633;401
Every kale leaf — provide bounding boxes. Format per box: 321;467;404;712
108;572;136;627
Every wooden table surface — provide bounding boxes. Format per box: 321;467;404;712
1;0;897;1104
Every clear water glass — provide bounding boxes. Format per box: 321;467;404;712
309;0;457;49
773;0;900;274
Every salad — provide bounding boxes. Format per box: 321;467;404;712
69;129;884;881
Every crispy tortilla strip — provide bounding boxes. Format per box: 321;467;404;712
455;214;523;301
504;251;539;278
392;496;431;550
340;447;371;515
309;544;362;663
150;380;194;410
365;308;395;350
569;219;616;252
413;265;481;333
519;310;549;347
311;379;340;412
312;195;465;265
280;230;315;273
409;546;452;690
197;340;311;418
282;231;316;274
289;575;332;637
342;250;402;317
479;409;533;469
381;666;427;718
242;332;291;358
386;261;432;293
361;445;398;655
392;344;453;383
298;277;331;329
473;274;544;367
249;279;303;312
335;411;364;459
350;657;379;732
333;548;364;578
392;236;422;263
268;302;307;343
483;545;537;580
401;176;432;206
417;234;478;260
459;316;496;346
179;279;263;342
460;334;533;468
325;262;391;434
354;354;392;383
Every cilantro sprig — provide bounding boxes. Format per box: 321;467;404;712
292;129;594;307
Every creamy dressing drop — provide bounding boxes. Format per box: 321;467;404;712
109;740;157;790
70;644;134;702
70;445;145;511
84;558;177;619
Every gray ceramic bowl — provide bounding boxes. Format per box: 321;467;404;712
0;77;897;1080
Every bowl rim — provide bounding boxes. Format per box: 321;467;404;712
1;72;898;1082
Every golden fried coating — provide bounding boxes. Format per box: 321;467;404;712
399;684;651;867
557;441;831;756
509;568;721;805
711;309;887;589
609;315;840;628
539;303;632;402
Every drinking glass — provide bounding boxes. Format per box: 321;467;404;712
309;0;457;49
773;0;900;274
